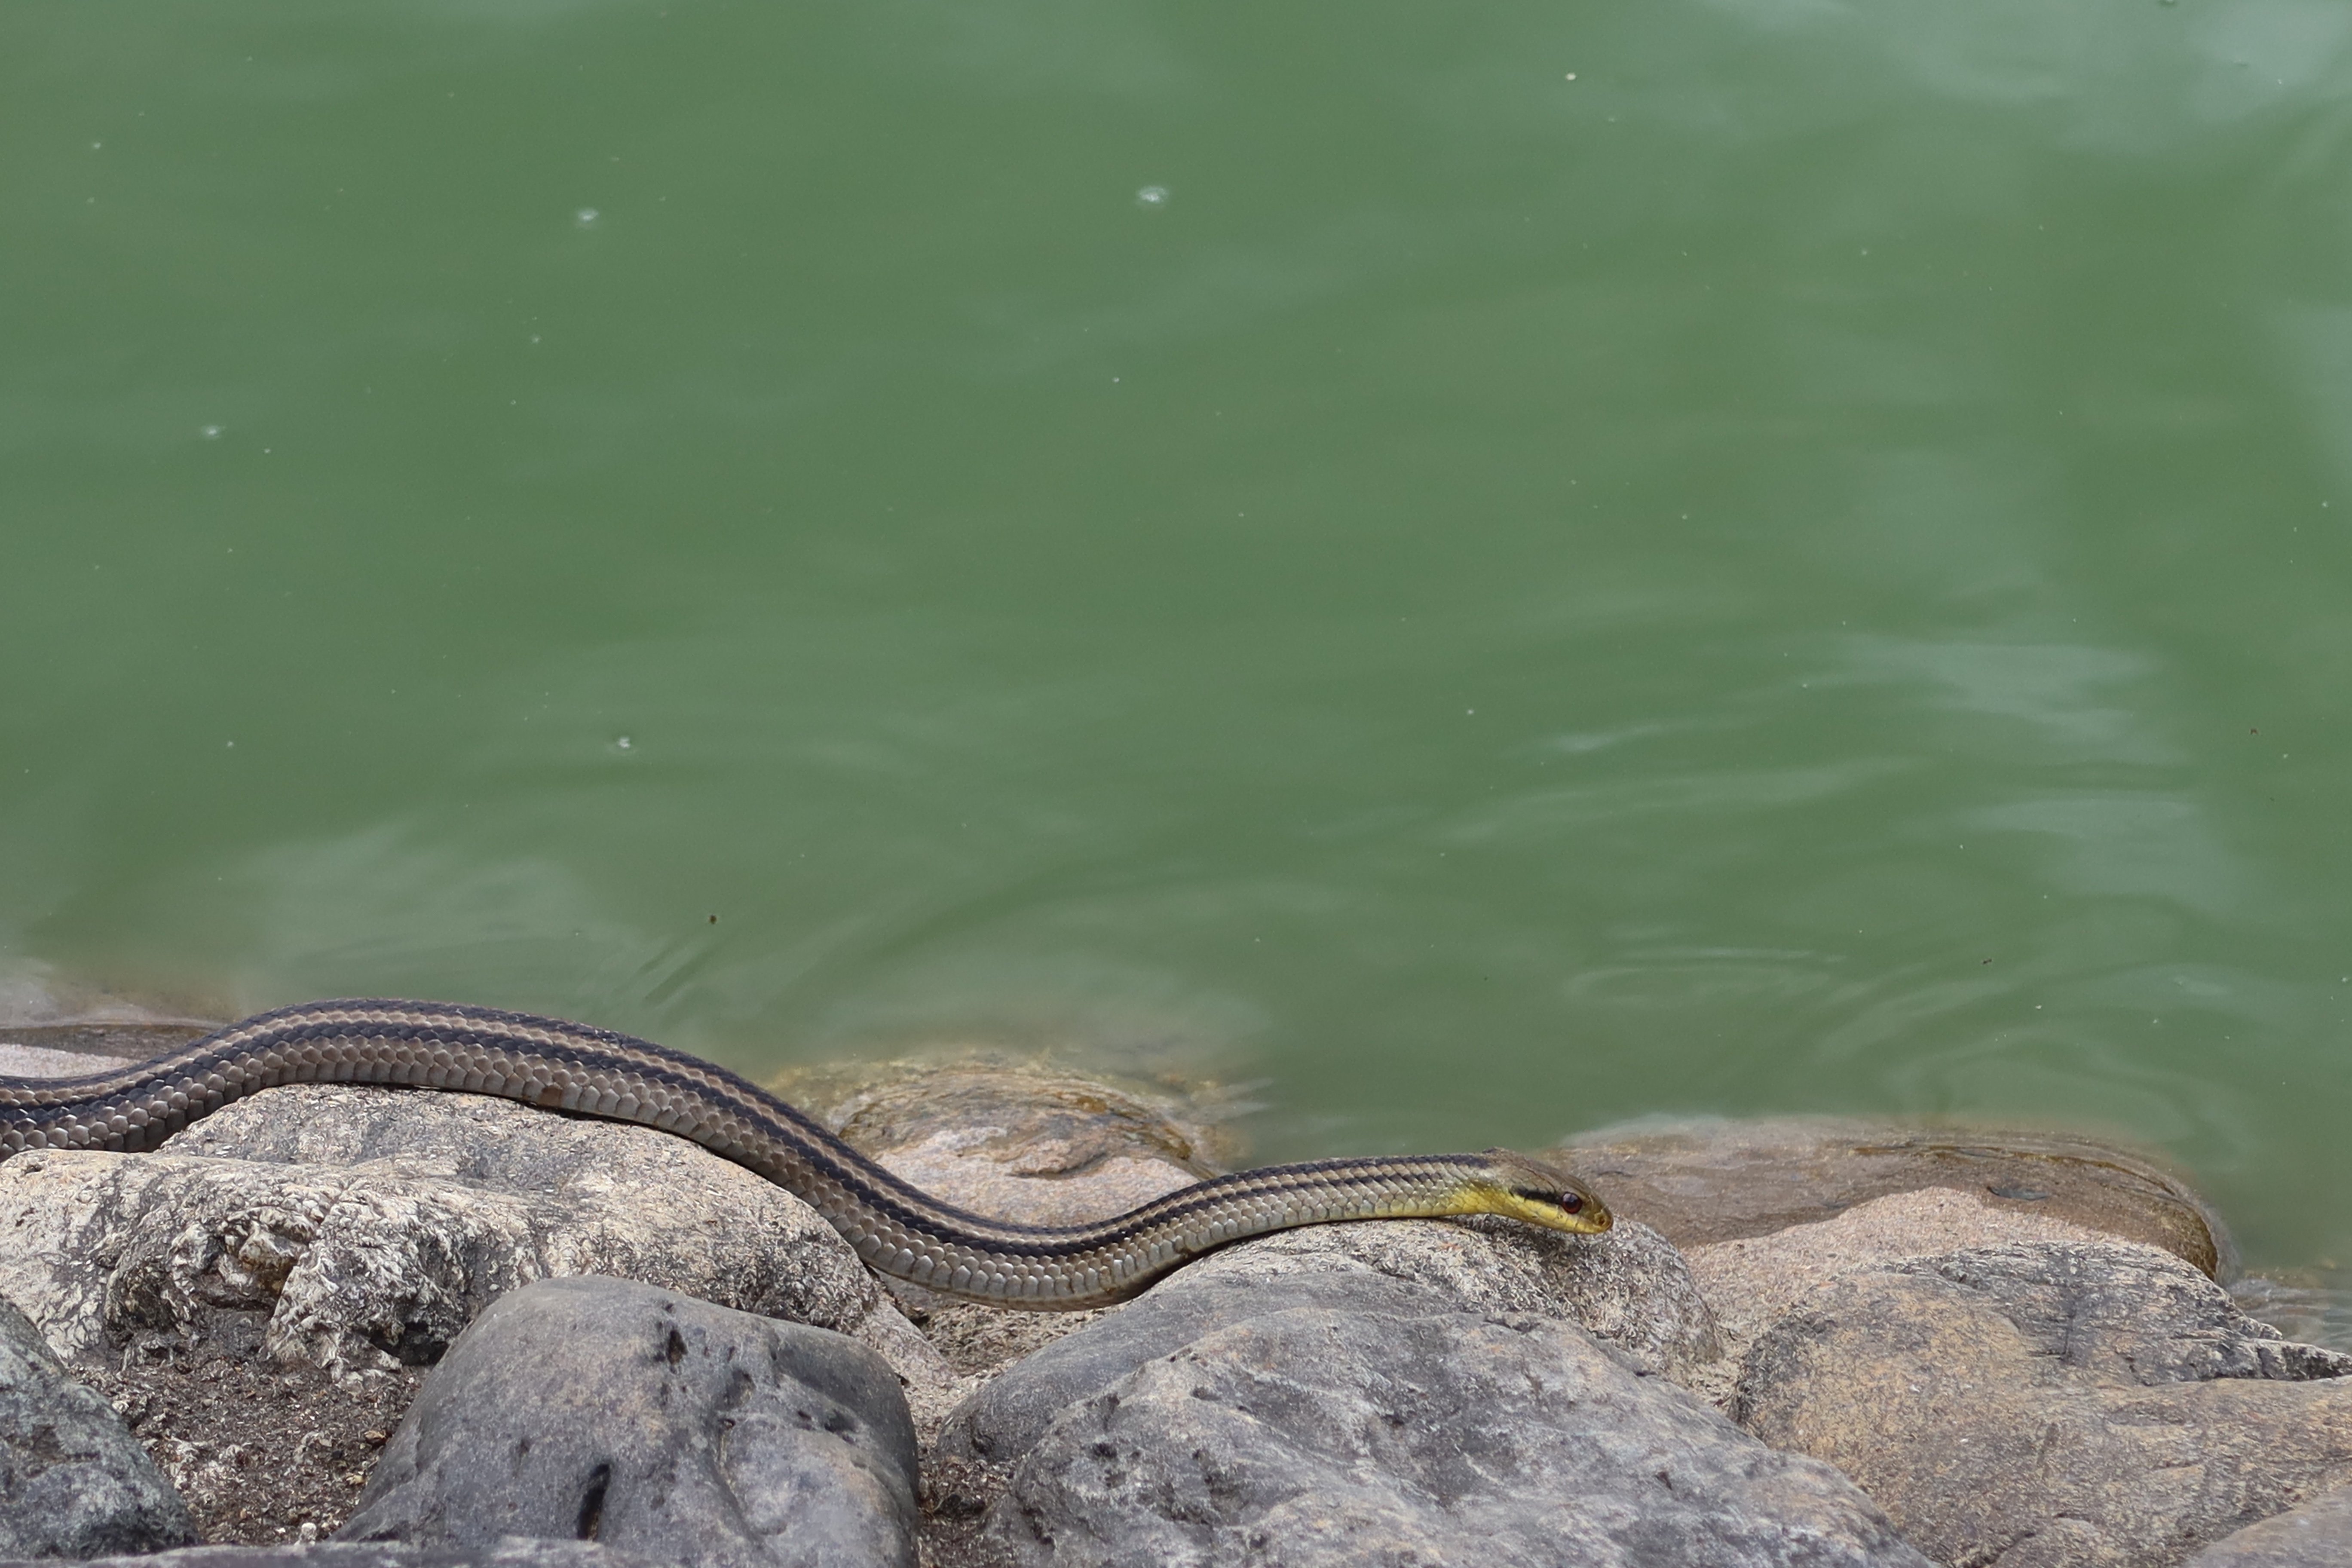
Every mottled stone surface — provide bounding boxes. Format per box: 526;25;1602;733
0;1540;663;1568
0;1295;196;1558
1553;1115;2230;1276
940;1215;1715;1470
1681;1185;2131;1406
769;1054;1232;1229
343;1277;916;1568
767;1054;1239;1412
987;1304;1930;1568
2184;1484;2352;1566
1735;1241;2352;1568
0;1084;940;1390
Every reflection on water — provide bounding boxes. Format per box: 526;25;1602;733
7;0;2352;1280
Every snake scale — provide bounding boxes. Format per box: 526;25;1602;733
0;998;1612;1309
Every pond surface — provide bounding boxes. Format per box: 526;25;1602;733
8;0;2352;1281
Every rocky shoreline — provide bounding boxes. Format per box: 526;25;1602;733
3;1031;2349;1567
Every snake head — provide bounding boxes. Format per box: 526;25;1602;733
1467;1148;1614;1235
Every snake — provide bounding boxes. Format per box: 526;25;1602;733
0;998;1613;1310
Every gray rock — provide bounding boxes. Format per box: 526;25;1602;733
2184;1485;2352;1567
1683;1186;2212;1409
1173;1212;1720;1377
0;1294;196;1558
1734;1241;2352;1568
769;1055;1232;1231
986;1304;1931;1568
766;1056;1240;1414
0;1085;943;1394
341;1277;915;1568
0;1045;136;1080
1;1541;662;1568
1553;1115;2231;1277
938;1215;1716;1469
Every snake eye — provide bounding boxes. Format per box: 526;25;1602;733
1557;1192;1583;1214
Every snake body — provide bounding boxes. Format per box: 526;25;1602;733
0;998;1611;1309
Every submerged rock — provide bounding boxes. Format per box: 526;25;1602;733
0;1296;196;1558
772;1054;1239;1406
989;1304;1928;1568
343;1277;919;1568
1553;1116;2230;1276
1733;1240;2352;1568
769;1053;1233;1229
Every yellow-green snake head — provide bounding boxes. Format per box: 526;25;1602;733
1455;1148;1615;1235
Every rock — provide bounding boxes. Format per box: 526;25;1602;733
0;1294;196;1557
0;970;218;1068
1553;1116;2230;1276
1681;1186;2135;1406
0;1084;941;1390
985;1304;1931;1568
2184;1485;2352;1566
74;1351;423;1547
1170;1212;1720;1377
0;1044;136;1079
939;1216;1717;1470
767;1055;1239;1403
341;1277;918;1568
1733;1241;2352;1568
1;1540;664;1568
0;1084;950;1542
767;1054;1234;1229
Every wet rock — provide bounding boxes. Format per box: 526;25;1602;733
0;1043;136;1079
1681;1185;2135;1406
0;1084;941;1394
2184;1485;2352;1566
1553;1116;2230;1276
341;1277;918;1568
0;971;218;1068
769;1054;1234;1228
1170;1211;1719;1377
770;1055;1236;1402
3;1539;663;1568
0;1295;196;1557
987;1304;1930;1568
1733;1241;2352;1568
939;1216;1716;1470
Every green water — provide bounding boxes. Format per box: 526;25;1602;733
9;0;2352;1273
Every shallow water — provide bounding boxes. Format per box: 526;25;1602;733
8;0;2352;1280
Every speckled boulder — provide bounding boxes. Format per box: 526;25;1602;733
1734;1242;2352;1567
940;1215;1716;1470
342;1277;918;1568
2184;1484;2352;1566
0;1295;196;1558
0;1540;663;1568
1553;1116;2229;1276
987;1303;1929;1568
0;1084;943;1392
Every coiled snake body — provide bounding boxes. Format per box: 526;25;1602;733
0;998;1611;1309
